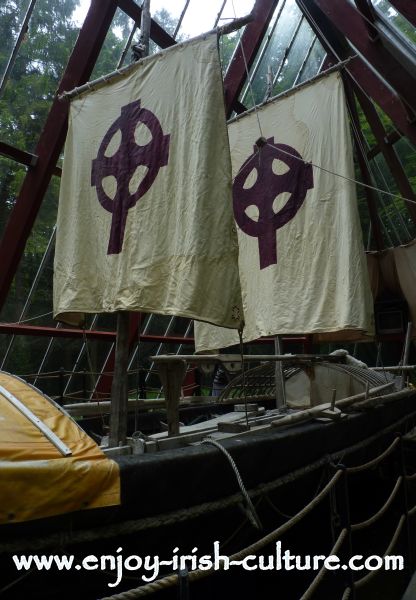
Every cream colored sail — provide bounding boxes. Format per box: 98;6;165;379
195;71;374;352
54;34;242;329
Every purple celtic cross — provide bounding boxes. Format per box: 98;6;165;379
233;137;314;270
91;100;170;254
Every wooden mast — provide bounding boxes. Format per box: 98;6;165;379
109;0;152;448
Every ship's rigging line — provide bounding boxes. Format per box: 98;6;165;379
250;140;416;208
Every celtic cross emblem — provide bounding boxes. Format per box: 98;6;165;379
233;137;314;269
91;100;170;254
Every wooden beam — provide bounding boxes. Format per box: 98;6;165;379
109;311;129;446
93;313;141;399
0;0;117;311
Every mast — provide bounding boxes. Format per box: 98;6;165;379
109;0;151;449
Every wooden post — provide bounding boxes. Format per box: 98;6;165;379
109;1;152;449
140;0;151;57
109;312;130;447
274;336;286;410
401;322;413;389
157;360;187;436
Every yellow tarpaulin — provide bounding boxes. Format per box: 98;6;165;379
0;372;120;524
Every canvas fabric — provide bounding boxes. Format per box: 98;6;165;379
195;71;374;352
0;373;119;523
367;240;416;337
54;34;242;329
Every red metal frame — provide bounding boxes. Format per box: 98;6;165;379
117;0;176;48
0;142;37;168
0;322;194;344
313;0;416;115
387;0;416;28
0;0;117;311
223;0;278;118
0;142;62;176
302;0;416;147
343;75;385;250
353;81;416;225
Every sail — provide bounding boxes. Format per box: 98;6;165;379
195;71;374;352
54;34;242;329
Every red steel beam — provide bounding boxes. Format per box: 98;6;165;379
0;141;62;176
388;0;416;28
0;322;195;343
353;81;416;225
0;141;37;168
223;0;278;117
0;322;307;345
313;0;416;115
343;75;385;250
116;0;176;48
354;0;377;40
0;0;117;311
300;0;416;146
367;130;402;160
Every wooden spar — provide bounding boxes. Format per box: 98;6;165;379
109;1;152;449
152;353;345;363
271;382;395;429
139;0;151;58
109;311;130;447
156;360;187;436
58;14;253;102
401;322;413;389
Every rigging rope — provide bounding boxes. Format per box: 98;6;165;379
202;437;262;530
351;476;402;531
299;528;348;600
99;471;342;600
